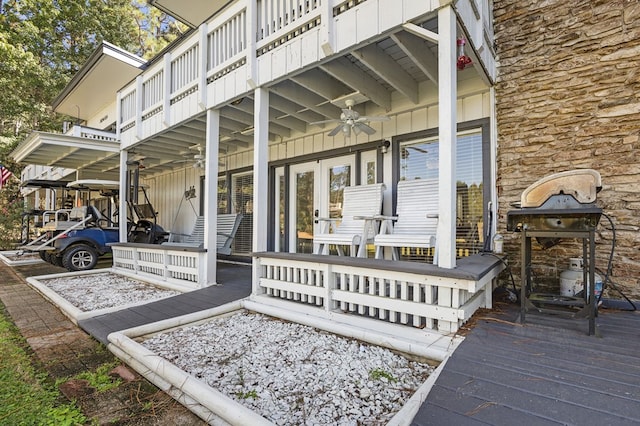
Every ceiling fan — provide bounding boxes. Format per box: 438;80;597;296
312;99;389;137
176;144;206;169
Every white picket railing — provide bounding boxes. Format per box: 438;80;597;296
111;244;206;290
71;125;118;141
255;253;501;334
117;0;494;142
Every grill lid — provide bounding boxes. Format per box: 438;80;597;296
519;169;601;208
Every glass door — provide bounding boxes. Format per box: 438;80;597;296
289;162;318;253
288;155;355;253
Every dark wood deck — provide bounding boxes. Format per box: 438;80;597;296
411;301;640;425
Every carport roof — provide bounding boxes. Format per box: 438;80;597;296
12;132;120;180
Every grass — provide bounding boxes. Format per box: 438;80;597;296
0;305;86;426
71;361;122;393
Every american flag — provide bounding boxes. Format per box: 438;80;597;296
0;164;12;189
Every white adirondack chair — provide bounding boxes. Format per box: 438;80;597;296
313;183;385;257
374;179;438;263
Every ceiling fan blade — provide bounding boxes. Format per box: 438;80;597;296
358;115;390;122
310;118;342;125
356;122;377;135
328;124;343;136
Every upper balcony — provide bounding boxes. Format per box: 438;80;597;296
118;0;495;173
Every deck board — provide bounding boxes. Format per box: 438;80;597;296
412;303;640;425
77;262;252;344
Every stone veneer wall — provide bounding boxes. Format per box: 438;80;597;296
493;0;640;298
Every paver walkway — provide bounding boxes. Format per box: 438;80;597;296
0;260;206;425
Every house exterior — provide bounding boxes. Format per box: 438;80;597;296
13;0;506;333
494;0;640;300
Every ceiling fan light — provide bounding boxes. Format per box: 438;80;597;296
342;123;350;134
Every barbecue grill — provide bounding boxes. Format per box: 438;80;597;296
507;169;603;335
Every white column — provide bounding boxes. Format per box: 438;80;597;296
245;0;257;88
252;88;269;293
198;23;208;109
163;52;172;126
118;150;128;242
204;108;220;286
135;75;143;141
320;0;335;56
437;5;457;269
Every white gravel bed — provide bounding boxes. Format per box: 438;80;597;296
40;272;181;311
0;250;43;265
143;312;434;425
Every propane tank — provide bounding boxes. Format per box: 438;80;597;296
559;257;603;298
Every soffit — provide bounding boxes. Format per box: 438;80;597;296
11;132;121;180
149;0;233;28
53;42;145;122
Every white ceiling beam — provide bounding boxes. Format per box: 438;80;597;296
269;94;326;123
392;31;439;85
231;98;307;133
268;81;342;119
402;23;439;43
320;57;391;111
222;107;291;138
352;44;419;104
290;69;352;102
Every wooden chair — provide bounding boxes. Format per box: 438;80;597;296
163;214;242;254
313;183;385;257
374;179;438;263
216;213;243;255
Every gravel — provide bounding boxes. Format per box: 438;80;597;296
143;312;434;425
41;272;181;311
38;272;436;424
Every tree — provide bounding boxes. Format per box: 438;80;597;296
0;0;186;247
0;0;185;140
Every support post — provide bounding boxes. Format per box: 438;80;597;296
118;150;128;243
198;24;208;109
437;5;457;269
204;108;220;286
252;88;269;293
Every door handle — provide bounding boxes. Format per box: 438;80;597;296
314;209;319;218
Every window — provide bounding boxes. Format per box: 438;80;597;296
231;172;253;254
399;129;485;259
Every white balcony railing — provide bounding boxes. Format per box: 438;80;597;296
71;125;118;141
118;0;494;142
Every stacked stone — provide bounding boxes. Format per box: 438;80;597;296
494;0;640;296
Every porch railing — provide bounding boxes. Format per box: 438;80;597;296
110;244;206;290
118;0;494;143
71;125;118;141
255;252;502;334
